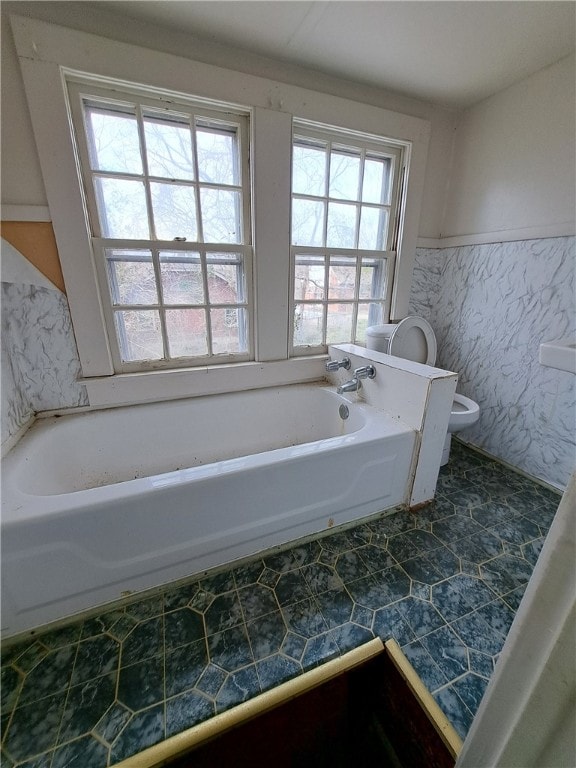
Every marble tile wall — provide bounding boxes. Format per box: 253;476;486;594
409;237;576;490
3;235;573;490
1;281;88;447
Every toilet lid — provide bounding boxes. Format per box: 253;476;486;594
388;316;437;365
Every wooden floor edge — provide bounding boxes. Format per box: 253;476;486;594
384;638;463;759
112;637;385;768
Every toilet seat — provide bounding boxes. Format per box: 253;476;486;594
388;316;437;366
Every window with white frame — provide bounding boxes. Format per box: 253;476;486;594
290;124;403;354
67;82;252;372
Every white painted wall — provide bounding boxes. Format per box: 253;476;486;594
0;17;47;207
0;1;456;239
442;54;576;239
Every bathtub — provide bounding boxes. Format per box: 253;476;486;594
1;382;416;637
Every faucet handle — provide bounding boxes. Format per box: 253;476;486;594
325;357;351;372
354;365;376;380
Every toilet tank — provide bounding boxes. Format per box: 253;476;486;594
366;324;396;353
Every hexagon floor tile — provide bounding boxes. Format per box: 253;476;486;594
0;442;562;767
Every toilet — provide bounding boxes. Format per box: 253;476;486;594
366;317;480;465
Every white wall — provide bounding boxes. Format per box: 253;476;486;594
0;16;47;207
0;1;456;239
442;54;576;240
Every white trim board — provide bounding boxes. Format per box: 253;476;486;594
1;205;51;222
417;221;575;249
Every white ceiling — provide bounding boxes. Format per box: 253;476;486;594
98;1;575;108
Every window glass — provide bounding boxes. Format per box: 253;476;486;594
150;183;198;241
326;202;357;248
159;252;204;305
293;303;324;346
95;178;150;239
200;189;242;243
196;123;239;185
86;105;142;175
291;199;325;247
114;310;163;362
291;129;397;351
144;113;195;180
77;93;250;370
329;147;361;200
106;250;157;305
292;142;327;197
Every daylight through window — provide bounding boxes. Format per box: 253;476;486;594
69;83;252;370
291;126;402;352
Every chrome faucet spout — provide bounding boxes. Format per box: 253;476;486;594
337;378;362;394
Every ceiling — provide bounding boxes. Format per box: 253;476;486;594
97;1;575;109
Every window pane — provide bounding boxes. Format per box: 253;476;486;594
326;202;357;248
95;178;150;239
197;124;238;185
292;142;327;197
210;307;248;354
166;309;208;357
200;188;242;243
356;302;384;343
151;182;197;241
159;252;204;304
329;147;361;200
359;257;387;299
358;206;388;250
292;199;325;246
86;106;142;175
362;157;390;204
144;114;194;180
206;253;244;304
106;250;157;305
293;303;324;346
328;257;357;300
294;255;325;301
326;304;354;344
115;309;163;361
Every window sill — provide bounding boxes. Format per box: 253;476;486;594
81;356;329;408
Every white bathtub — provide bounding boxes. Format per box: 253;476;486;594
1;382;416;637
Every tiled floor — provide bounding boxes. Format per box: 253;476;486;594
0;442;561;768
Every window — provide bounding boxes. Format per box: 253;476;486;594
14;17;429;401
290;125;403;353
68;82;252;371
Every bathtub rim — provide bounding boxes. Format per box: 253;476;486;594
1;385;415;522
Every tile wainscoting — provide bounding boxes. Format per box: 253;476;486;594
1;281;88;447
410;236;576;489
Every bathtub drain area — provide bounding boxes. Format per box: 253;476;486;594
0;442;560;768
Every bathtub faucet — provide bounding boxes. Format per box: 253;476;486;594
336;365;376;394
325;357;351;371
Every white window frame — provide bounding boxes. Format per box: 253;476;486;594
11;15;430;407
66;80;253;372
289;122;404;355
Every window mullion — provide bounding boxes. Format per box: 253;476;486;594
151;246;171;360
135;103;157;241
355;149;366;250
322;142;331;248
190;115;205;244
322;253;329;345
199;248;213;355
